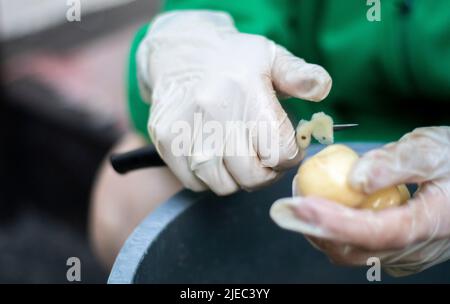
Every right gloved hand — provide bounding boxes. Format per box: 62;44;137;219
271;127;450;277
137;10;332;195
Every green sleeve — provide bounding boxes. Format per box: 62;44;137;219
281;0;450;142
127;23;151;141
163;0;296;49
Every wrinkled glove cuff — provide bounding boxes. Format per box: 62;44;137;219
149;10;237;36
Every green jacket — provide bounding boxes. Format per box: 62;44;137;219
128;0;450;143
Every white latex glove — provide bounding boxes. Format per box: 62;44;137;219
137;10;332;195
271;127;450;277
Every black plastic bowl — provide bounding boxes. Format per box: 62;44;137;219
108;143;450;283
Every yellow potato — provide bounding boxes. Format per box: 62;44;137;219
296;144;410;210
297;144;366;207
397;184;411;202
359;185;410;211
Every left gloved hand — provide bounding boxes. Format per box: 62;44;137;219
136;11;332;195
271;126;450;277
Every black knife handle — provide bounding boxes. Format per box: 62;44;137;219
109;123;359;174
110;145;165;174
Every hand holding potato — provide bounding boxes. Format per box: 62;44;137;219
295;144;410;209
271;127;450;276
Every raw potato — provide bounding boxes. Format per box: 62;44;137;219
296;120;314;150
311;112;334;145
296;144;410;210
296;144;366;207
296;112;334;150
397;184;411;202
359;185;410;211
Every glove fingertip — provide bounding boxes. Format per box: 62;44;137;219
270;198;330;238
290;65;332;102
349;159;377;194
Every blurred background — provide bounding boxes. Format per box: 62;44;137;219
1;0;159;283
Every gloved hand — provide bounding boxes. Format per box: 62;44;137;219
271;127;450;276
137;10;332;195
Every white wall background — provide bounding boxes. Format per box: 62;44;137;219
0;0;137;40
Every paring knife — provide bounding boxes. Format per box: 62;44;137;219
110;124;358;174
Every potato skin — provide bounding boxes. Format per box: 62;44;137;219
296;144;410;210
296;145;366;207
359;185;409;211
